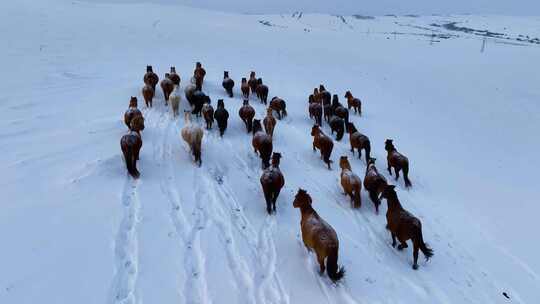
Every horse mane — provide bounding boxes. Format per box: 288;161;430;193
385;188;403;210
339;157;352;171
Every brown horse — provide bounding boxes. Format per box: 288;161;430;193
311;125;334;169
347;122;371;160
142;84;154;108
293;189;345;282
181;112;204;166
263;107;276;137
344;91;361;115
308;97;323;126
202;102;214;129
260;152;285;214
193;62;206;90
238;99;255;133
124;97;142;129
252;119;273;168
256;78;269;105
385;139;412;187
222;71;235;98
313;88;322;104
241;77;250;99
121;131;142;178
269;97;287;119
169;66;181;85
143;65;159;90
339;156;362;208
248;71;258;95
380;185;433;269
161;73;174;104
363;158;387;213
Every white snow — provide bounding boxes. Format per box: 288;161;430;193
1;0;539;303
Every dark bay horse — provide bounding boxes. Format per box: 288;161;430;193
344;91;361;115
143;65;159;90
385;139;412;187
311;125;334;169
239;99;255;133
347;122;371;160
252;119;273;168
222;71;235;98
380;185;433;269
293;189;345;282
213;99;229;137
260;152;285;214
363;158;388;213
256;78;269;105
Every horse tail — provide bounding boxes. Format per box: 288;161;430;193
336;127;344;141
247;118;253;133
353;186;361;208
368;190;380;213
365;141;371;160
403;163;412;187
327;246;345;282
281;100;287;117
414;222;433;260
123;147;139;178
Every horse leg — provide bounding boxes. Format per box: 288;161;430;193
358;148;362;160
350;143;354;153
391;233;397;247
387;162;392;175
317;252;326;274
398;241;408;251
412;241;420;270
272;189;280;213
395;167;400;181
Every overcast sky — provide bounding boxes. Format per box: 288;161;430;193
172;0;540;16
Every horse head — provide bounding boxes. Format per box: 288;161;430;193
293;189;312;208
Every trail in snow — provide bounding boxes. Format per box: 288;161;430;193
109;177;140;304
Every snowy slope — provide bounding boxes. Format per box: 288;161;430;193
1;0;540;303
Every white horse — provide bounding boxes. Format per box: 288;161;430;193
169;85;181;117
181;112;204;166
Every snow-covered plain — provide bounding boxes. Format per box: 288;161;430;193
1;0;540;303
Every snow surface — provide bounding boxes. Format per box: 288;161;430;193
1;0;540;303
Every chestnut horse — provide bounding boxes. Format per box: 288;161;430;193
347;122;371;160
169;66;181;85
293;189;345;282
344;91;361;115
380;185;433;269
161;73;174;104
121;130;143;178
143;65;159;90
241;77;250;98
339;156;362;208
248;71;258;95
263;107;276;137
260;152;285;214
181;112;204;166
269;97;287;119
142;84;154;108
238;99;255;133
202;102;214;129
213;99;229;137
329;116;344;141
311;125;334;169
252;119;273;168
222;71;235;98
256;78;269;105
309;96;323;126
385;139;412;187
363;158;388;213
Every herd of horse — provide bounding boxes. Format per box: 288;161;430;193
120;63;434;283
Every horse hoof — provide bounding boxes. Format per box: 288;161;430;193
412;264;419;270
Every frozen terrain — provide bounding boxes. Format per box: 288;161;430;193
1;0;540;303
